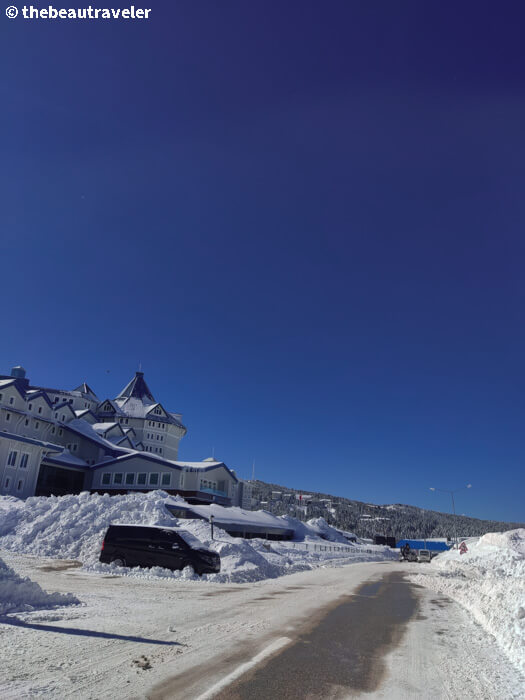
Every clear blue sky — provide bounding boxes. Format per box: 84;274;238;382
2;2;524;522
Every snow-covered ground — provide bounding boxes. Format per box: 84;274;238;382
0;492;395;583
1;553;522;699
409;528;525;675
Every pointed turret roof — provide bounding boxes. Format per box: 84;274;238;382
116;371;156;403
74;382;99;400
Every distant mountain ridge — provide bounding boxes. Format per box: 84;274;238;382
249;480;524;540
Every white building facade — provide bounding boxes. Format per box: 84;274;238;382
0;366;239;506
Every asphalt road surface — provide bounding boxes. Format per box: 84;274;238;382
213;572;417;699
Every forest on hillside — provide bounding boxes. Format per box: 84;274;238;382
250;480;524;540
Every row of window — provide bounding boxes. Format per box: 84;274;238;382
200;479;217;490
144;445;163;454
145;432;164;441
6;451;30;469
3;475;24;492
147;420;166;429
100;471;172;487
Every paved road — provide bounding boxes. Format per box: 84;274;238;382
213;572;417;699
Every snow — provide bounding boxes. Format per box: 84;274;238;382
0;555;79;615
0;492;395;584
409;528;525;675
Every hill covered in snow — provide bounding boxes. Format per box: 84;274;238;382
250;480;524;540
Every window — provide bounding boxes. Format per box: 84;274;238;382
51;426;56;434
125;473;135;485
38;406;42;414
159;448;162;454
24;419;29;426
113;473;123;485
6;413;10;421
9;396;14;405
58;429;63;436
161;473;171;486
0;393;2;401
28;403;32;410
72;444;78;452
61;415;65;421
156;435;159;440
20;454;29;469
4;476;11;489
137;473;147;485
101;473;111;485
16;479;23;492
7;451;18;466
149;473;159;486
35;422;39;429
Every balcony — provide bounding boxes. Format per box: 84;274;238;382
199;486;227;497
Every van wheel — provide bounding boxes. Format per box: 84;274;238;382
111;556;126;567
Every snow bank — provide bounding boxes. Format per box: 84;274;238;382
0;493;394;584
409;529;525;675
0;555;79;615
285;516;350;544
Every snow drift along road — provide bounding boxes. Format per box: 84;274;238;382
409;528;525;675
0;492;395;584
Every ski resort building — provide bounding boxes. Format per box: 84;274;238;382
0;366;239;506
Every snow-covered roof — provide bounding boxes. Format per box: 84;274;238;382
113;396;186;429
45;450;89;468
91;422;119;434
97;399;125;416
73;382;99;400
176;460;223;469
116;371;156;403
0;430;63;453
0;379;17;389
65;419;131;455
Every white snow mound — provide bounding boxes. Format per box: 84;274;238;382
0;492;395;584
0;556;79;615
409;528;525;675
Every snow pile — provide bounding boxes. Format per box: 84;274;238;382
0;493;394;583
0;555;79;615
284;516;351;544
410;529;525;674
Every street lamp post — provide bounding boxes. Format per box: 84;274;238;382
429;484;472;548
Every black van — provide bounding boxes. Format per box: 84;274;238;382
99;524;220;575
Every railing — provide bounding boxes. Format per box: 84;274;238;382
277;542;374;555
199;487;228;497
